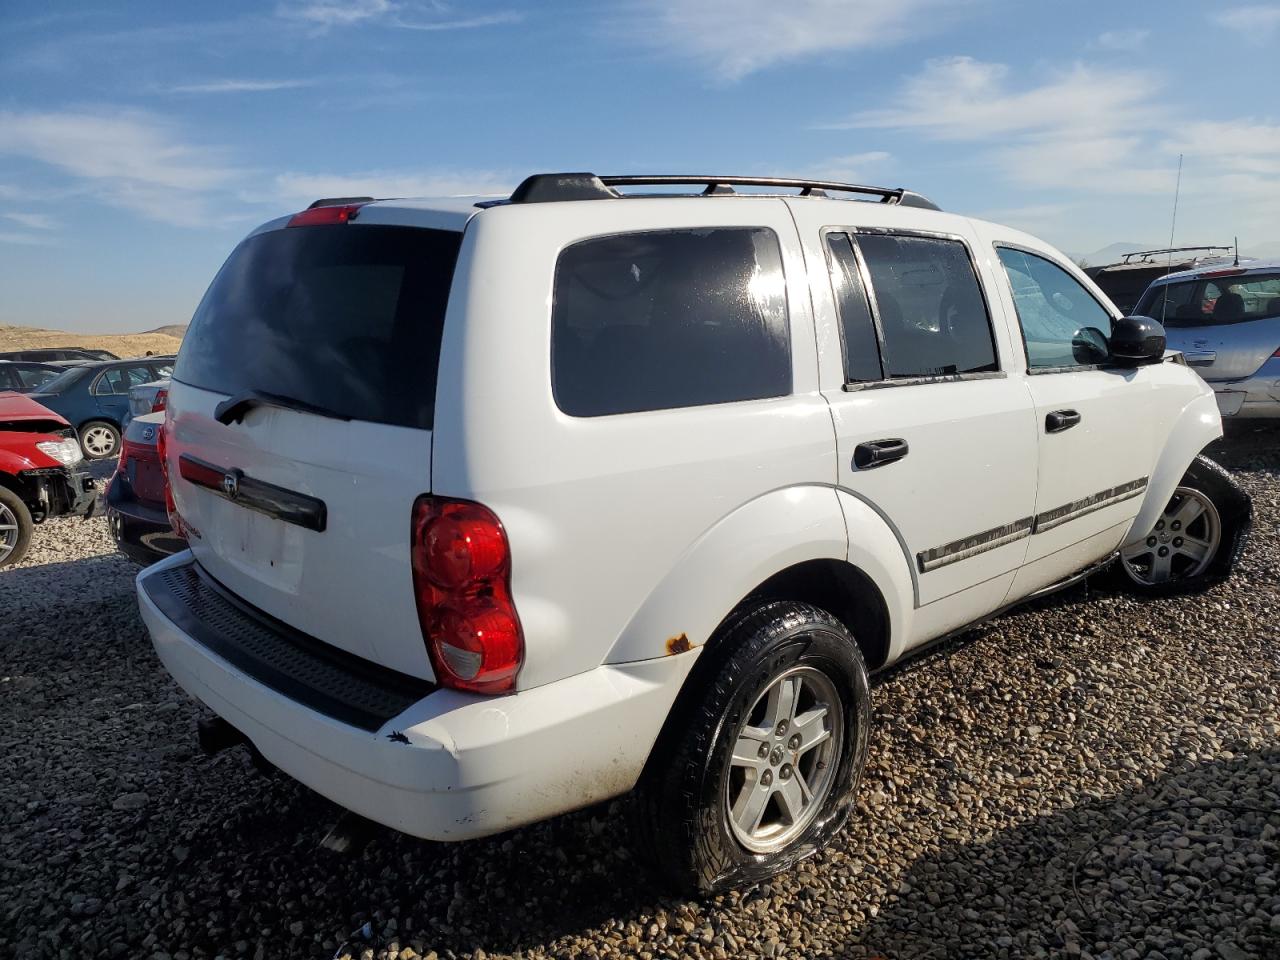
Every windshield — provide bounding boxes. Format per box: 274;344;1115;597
36;367;90;395
175;224;462;431
1137;272;1280;327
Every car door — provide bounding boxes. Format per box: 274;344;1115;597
986;239;1157;597
796;209;1040;644
94;364;155;422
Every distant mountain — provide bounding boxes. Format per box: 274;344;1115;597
0;323;184;358
145;324;188;339
1076;242;1160;266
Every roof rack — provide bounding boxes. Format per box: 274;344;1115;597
498;173;940;211
307;196;375;209
1119;245;1232;264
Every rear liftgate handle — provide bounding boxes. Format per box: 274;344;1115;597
853;438;909;470
1045;409;1081;434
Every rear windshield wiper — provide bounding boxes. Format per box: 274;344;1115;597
214;389;353;426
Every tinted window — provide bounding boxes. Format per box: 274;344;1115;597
997;248;1114;369
552;228;791;417
825;233;883;383
858;235;997;378
1135;272;1280;328
95;365;154;396
175;225;462;431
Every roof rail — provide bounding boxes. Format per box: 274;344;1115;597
502;173;940;211
307;196;375;209
1119;245;1232;264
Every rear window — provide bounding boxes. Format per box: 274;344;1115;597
1136;272;1280;327
175;224;462;430
551;227;791;417
37;367;89;395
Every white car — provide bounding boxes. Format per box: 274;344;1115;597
136;174;1252;893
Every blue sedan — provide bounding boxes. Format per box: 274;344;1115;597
29;357;175;459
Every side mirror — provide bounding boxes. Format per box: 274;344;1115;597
1110;315;1166;366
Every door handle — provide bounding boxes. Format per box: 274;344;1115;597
1045;409;1081;433
854;438;909;469
1184;351;1216;366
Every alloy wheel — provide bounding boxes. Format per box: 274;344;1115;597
0;501;20;565
724;665;844;854
1121;486;1221;585
82;425;116;458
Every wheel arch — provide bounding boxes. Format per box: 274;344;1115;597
1126;390;1223;549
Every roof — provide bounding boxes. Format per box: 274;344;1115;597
1146;258;1280;286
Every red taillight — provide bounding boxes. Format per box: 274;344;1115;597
287;203;365;227
151;387;168;414
156;414;190;541
1273;345;1280;358
411;497;524;694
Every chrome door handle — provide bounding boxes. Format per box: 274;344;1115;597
1184;351;1217;366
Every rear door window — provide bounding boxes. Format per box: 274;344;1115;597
857;234;998;378
175;225;462;431
824;233;884;383
95;365;156;395
551;227;791;417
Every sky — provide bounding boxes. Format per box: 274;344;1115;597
2;0;1278;333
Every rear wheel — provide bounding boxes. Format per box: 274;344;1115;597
1116;455;1251;595
0;487;34;568
630;601;871;895
79;421;120;460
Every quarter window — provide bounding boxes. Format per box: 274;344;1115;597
551;228;791;417
858;234;998;378
997;248;1114;370
824;233;883;383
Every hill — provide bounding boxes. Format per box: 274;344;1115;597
0;323;184;358
145;324;189;339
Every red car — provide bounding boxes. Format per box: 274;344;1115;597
0;391;97;567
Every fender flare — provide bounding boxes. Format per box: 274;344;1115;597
1124;390;1222;548
603;484;909;665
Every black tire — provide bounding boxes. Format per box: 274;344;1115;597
0;485;34;568
1111;454;1252;596
78;420;120;460
630;601;871;895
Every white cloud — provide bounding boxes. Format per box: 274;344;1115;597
1212;4;1280;39
0;231;57;247
3;212;57;230
621;0;967;82
1092;28;1149;51
800;151;894;184
167;78;316;94
276;1;521;32
0;109;243;226
271;169;515;205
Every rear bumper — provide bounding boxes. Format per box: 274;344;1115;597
106;478;183;565
136;552;697;841
1209;357;1280;418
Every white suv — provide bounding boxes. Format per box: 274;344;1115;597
137;173;1251;893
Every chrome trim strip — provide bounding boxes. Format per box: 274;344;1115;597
917;517;1034;573
1032;477;1148;534
915;476;1149;574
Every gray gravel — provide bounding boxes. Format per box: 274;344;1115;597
3;426;1278;960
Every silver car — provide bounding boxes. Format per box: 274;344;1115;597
1135;259;1280;418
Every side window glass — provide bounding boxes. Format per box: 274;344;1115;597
996;248;1113;369
857;234;998;378
126;365;153;387
825;233;883;383
552;227;791;417
152;362;174;379
95;369;123;395
0;368;13;390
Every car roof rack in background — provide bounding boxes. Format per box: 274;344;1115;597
497;173;941;211
307;196;375;209
1118;245;1233;264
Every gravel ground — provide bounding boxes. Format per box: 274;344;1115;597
3;427;1278;960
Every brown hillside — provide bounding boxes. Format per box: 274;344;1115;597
0;324;184;359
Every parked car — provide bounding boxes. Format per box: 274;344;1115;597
26;356;175;460
0;360;62;393
136;174;1251;894
105;412;184;564
0;347;119;362
1134;259;1280;418
0;391;96;566
1086;246;1246;315
120;377;170;433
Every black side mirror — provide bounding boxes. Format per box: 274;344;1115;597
1110;315;1166;366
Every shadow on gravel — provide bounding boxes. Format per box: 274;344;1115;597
0;554;135;618
850;748;1280;960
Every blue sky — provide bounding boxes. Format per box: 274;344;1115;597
2;0;1278;332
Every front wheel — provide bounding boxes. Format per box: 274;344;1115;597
1116;455;1252;595
0;486;34;568
630;601;871;895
